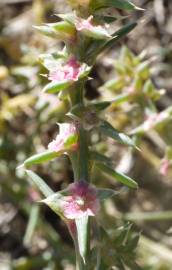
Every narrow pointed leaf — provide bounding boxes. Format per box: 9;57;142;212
80;27;110;40
26;170;54;197
96;163;138;189
100;22;137;53
90;101;111;111
34;25;55;37
90;151;112;165
96;15;118;23
41;192;64;217
111;93;130;105
91;0;140;11
23;150;60;168
43;80;72;94
99;120;136;148
23;205;40;247
75;216;89;264
97;187;127;201
47;21;75;35
126;233;140;251
114;222;132;245
97;188;116;200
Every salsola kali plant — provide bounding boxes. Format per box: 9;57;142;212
100;46;172;176
18;0;144;269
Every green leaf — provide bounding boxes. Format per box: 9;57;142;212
34;25;55;37
79;26;110;40
114;222;132;246
88;22;137;62
90;101;111;111
26;170;54;197
39;52;66;71
91;0;140;11
23;150;59;168
111;93;130;105
35;21;76;40
75;216;89;264
97;187;127;201
99;120;137;148
97;188;116;200
47;21;75;34
125;233;140;251
43;80;72;94
56;13;75;25
95;15;128;23
102;22;137;52
23;205;40;247
96;163;138;189
41;192;64;217
90;151;112;165
100;78;124;91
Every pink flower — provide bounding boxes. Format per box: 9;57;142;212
61;181;100;219
42;181;100;238
75;16;110;39
160;159;170;176
76;16;94;31
48;122;78;152
48;57;81;82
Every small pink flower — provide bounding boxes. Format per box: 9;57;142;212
48;122;78;152
160;159;170;176
76;16;94;31
48;57;81;82
75;16;110;38
62;181;100;219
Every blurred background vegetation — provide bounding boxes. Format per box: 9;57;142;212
1;0;172;269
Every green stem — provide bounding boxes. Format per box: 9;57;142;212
69;126;90;182
78;126;90;181
69;82;90;269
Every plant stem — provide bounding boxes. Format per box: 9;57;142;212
78;127;90;181
69;82;90;269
